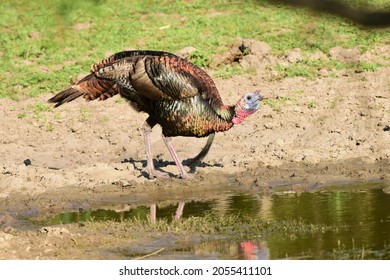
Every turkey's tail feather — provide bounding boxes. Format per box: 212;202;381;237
48;87;84;108
48;74;119;107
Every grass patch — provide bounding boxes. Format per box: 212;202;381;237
82;211;331;242
275;59;385;78
263;96;295;112
79;107;93;121
275;63;316;78
214;65;257;79
359;62;382;72
214;65;243;79
17;112;27;119
1;0;389;99
17;102;55;130
308;99;317;109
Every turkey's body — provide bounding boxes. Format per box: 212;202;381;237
91;51;235;137
49;50;261;179
147;95;234;137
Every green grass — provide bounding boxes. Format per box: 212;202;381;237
264;96;296;112
0;0;389;99
275;63;316;78
79;107;93;121
307;99;317;109
275;58;385;79
85;211;331;242
31;102;54;130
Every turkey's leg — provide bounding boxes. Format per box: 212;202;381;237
187;133;215;166
149;201;185;225
162;135;189;179
150;204;156;224
174;201;185;219
142;119;169;179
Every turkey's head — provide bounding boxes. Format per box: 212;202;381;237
232;90;262;124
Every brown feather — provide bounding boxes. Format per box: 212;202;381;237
49;74;119;107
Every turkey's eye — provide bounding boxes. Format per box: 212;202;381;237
246;95;252;101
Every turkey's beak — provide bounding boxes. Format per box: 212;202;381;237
257;96;269;102
253;90;267;102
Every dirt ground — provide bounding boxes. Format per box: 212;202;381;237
1;40;390;259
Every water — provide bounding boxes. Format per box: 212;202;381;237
262;189;390;259
37;184;390;259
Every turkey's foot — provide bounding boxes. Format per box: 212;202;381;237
178;170;193;179
147;168;170;179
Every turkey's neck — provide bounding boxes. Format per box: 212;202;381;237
211;119;234;134
183;104;234;136
212;104;235;132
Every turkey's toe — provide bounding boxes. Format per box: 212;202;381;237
147;169;170;179
179;170;193;179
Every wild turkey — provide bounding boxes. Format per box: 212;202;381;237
48;50;263;179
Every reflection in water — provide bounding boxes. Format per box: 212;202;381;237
267;189;390;259
42;200;216;225
39;185;390;259
149;201;185;224
193;240;269;260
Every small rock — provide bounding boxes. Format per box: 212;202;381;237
21;60;33;66
318;69;330;77
39;227;69;237
158;25;170;30
28;31;41;39
4;226;16;234
73;22;92;30
40;66;50;73
329;46;360;63
383;187;390;194
240;39;272;56
309;50;329;61
176;46;196;59
0;232;13;242
23;159;32;166
211;39;272;68
284;48;303;63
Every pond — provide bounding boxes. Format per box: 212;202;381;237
36;182;390;260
